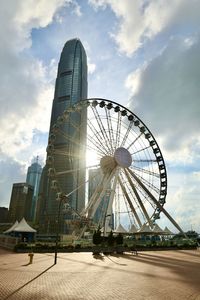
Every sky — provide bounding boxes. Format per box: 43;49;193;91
0;0;200;233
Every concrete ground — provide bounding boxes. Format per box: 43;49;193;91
0;248;200;300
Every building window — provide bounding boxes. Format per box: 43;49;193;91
58;95;70;102
60;70;72;77
58;73;72;97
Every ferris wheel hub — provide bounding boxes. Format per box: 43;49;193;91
114;147;132;168
100;156;116;174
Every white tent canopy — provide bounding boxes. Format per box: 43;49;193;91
152;223;164;233
4;218;36;233
163;226;174;235
4;220;19;233
14;218;36;232
129;224;138;233
138;224;152;233
114;224;127;233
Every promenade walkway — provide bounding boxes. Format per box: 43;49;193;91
0;248;200;299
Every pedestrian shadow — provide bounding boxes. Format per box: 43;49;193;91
21;255;53;266
176;250;200;258
22;262;32;266
105;255;127;266
3;264;55;300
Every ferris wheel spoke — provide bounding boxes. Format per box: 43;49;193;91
87;134;107;156
133;159;157;163
81;174;106;216
96;189;110;229
118;175;142;227
124;168;153;227
56;164;100;176
128;166;160;197
67;118;80;130
87;120;109;155
54;123;103;157
83;170;110;216
105;107;114;153
130;168;160;194
132;171;160;194
121;192;135;228
56;128;103;155
130;165;160;178
87;168;117;218
131;145;151;155
55;128;80;147
135;183;157;210
104;169;119;232
120;121;134;148
64;170;100;200
120;171;146;221
53;149;81;158
107;109;115;149
90;168;117;219
91;106;112;154
126;167;186;236
115;112;122;150
127;133;143;150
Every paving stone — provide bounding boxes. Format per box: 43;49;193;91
0;248;200;299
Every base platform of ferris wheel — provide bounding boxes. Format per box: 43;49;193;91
0;248;200;300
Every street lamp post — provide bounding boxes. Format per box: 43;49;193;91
54;193;67;265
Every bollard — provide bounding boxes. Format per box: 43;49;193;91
28;252;34;264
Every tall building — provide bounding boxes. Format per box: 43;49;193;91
26;158;42;221
37;38;88;233
0;207;8;223
8;183;34;222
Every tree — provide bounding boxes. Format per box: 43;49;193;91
93;228;102;245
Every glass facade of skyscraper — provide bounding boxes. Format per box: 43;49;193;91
8;183;34;223
26;160;42;221
36;39;87;234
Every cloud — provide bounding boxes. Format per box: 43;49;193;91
0;154;26;207
125;65;146;96
0;0;69;52
158;169;200;232
0;41;53;164
0;0;75;206
0;1;70;156
127;35;200;162
89;0;200;55
88;59;96;74
71;0;82;16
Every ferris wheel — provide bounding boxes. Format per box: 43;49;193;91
46;98;183;236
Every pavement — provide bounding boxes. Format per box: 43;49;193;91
0;248;200;300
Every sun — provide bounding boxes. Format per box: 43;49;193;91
86;148;99;167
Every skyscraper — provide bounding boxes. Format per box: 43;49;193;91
8;183;34;222
26;158;42;221
37;39;88;233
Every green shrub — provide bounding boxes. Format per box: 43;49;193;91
14;243;30;251
107;231;115;246
64;244;74;250
116;233;123;245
